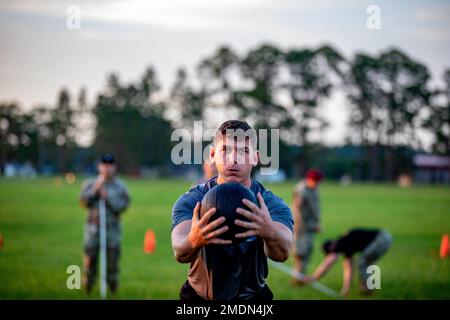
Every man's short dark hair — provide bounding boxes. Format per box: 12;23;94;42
214;120;257;147
100;153;116;164
322;240;337;254
218;120;252;133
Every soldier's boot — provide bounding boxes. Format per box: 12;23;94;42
107;245;120;294
358;263;374;296
290;256;306;286
108;280;118;294
359;281;374;296
290;255;307;287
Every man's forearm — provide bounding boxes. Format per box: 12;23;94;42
313;262;327;280
313;254;337;279
80;185;98;207
172;221;201;263
173;235;201;263
341;259;352;294
106;193;130;213
264;222;293;262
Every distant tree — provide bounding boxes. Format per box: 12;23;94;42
0;103;22;166
94;68;173;173
0;103;42;169
283;45;345;173
31;106;53;170
193;44;346;176
424;69;450;155
73;86;94;144
46;88;77;171
197;45;240;126
233;44;289;129
170;68;206;129
347;48;431;180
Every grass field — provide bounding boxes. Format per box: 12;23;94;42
0;177;449;299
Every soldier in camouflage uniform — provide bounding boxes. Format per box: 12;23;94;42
291;169;323;281
80;154;130;294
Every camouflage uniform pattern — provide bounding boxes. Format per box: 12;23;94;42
293;181;321;273
80;177;130;292
358;230;393;288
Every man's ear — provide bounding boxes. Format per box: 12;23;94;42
252;150;260;167
209;145;215;164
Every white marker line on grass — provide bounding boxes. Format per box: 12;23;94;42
268;260;341;298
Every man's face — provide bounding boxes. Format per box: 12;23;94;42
97;163;116;179
210;135;258;184
306;178;318;188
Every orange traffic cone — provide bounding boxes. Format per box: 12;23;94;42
440;234;449;259
143;229;156;254
0;233;3;250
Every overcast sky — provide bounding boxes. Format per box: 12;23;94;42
1;0;449;146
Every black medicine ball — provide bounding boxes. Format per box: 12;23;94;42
200;182;258;243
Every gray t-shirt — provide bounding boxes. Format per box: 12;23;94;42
172;176;293;300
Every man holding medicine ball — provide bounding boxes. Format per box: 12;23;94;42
171;120;293;301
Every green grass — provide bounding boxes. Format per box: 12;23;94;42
0;177;449;299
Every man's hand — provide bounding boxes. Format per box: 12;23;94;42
188;202;232;248
94;176;105;188
172;202;232;263
234;193;277;240
98;188;108;199
93;177;108;199
235;192;292;261
340;288;349;297
300;275;315;284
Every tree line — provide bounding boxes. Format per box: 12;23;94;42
0;43;449;180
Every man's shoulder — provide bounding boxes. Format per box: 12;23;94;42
174;179;211;207
293;180;307;195
189;176;217;195
252;180;287;206
113;178;129;190
171;178;214;229
253;179;293;231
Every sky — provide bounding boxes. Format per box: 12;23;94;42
0;0;449;146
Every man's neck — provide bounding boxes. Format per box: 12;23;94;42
217;174;252;188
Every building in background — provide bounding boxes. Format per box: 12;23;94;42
413;155;450;184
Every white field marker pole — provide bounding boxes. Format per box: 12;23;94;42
99;198;107;299
268;259;340;298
